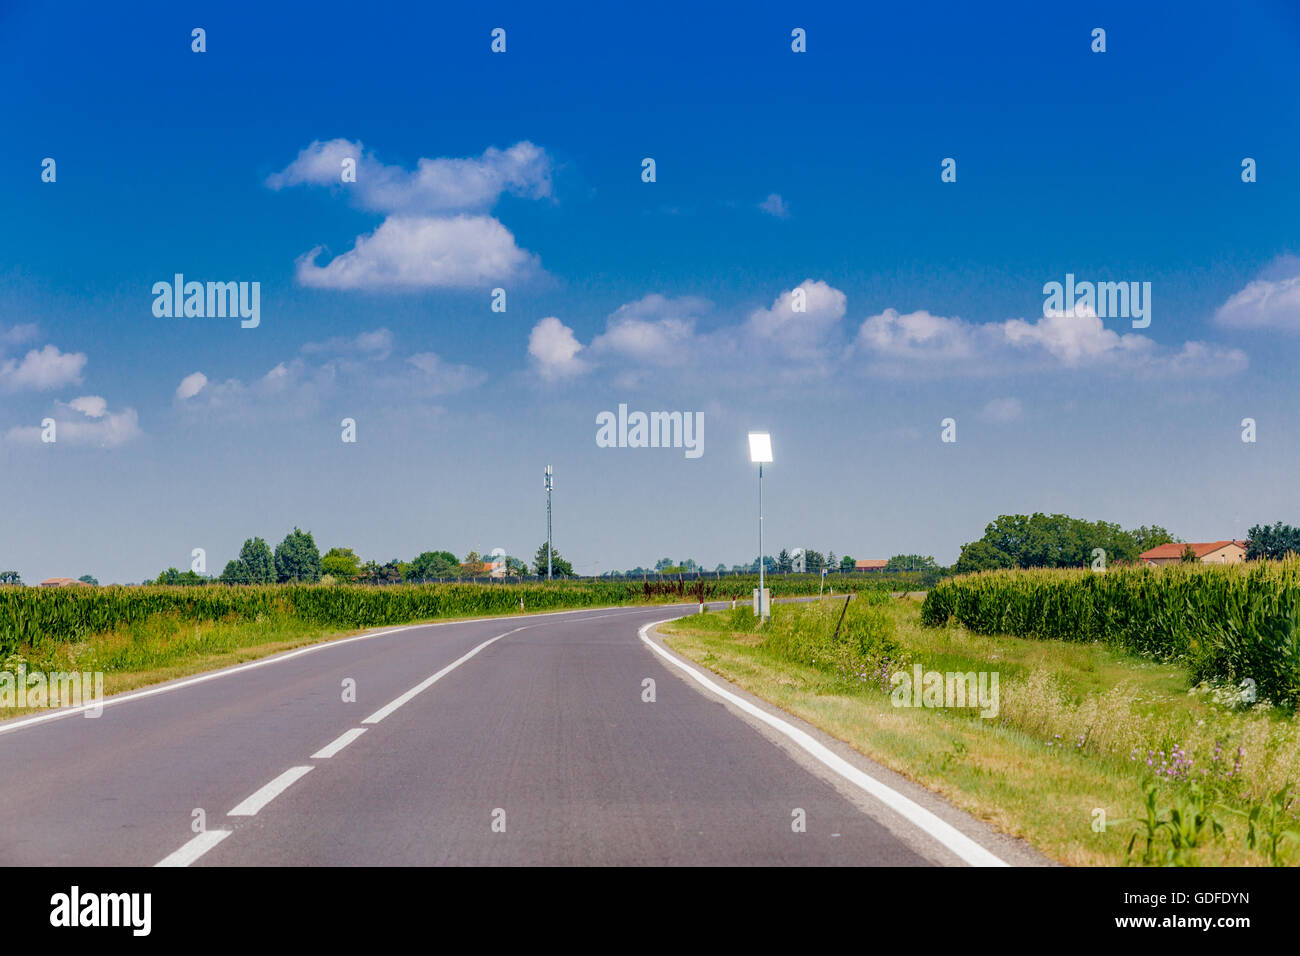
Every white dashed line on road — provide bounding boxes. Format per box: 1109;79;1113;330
361;629;521;725
228;766;315;817
311;728;367;759
154;828;232;867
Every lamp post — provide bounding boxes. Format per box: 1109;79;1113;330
748;432;773;621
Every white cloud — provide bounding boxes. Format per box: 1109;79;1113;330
176;372;208;400
295;215;538;290
66;395;107;418
744;280;847;362
177;359;326;419
1156;340;1249;377
856;309;981;363
528;317;588;381
0;344;87;391
589;295;708;366
758;193;789;218
526;281;849;385
856;304;1247;379
176;329;486;418
6;398;141;448
270;140;551;291
978;397;1023;424
267;140;552;214
1214;270;1300;330
519;280;1245;389
1;324;38;347
1003;308;1152;366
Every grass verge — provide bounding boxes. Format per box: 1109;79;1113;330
660;595;1300;866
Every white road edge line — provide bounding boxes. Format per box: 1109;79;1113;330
311;727;367;759
228;765;314;817
154;828;232;867
0;603;689;737
638;619;1009;868
362;629;520;724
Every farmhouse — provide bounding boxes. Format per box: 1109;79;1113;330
1138;541;1246;567
38;577;89;587
855;559;888;572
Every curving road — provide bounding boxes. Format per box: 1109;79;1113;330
0;603;1033;866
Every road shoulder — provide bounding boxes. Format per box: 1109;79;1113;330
642;618;1053;867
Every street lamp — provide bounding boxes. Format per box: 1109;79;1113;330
748;432;773;621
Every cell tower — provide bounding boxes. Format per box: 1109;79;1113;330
545;464;553;580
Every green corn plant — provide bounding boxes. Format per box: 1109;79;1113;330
920;559;1300;708
1244;787;1300;866
1124;786;1165;866
1125;783;1225;867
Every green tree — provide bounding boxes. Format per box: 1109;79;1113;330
805;550;826;573
152;568;205;585
0;571;21;585
1245;522;1300;561
776;548;792;573
839;555;855;570
535;543;574;577
460;551;486;576
238;537;276;584
406;550;458;580
78;574;99;585
219;559;249;584
967;513;1171;569
321;547;362;581
274;528;322;583
885;554;939;572
954;540;1013;574
1130;525;1178;554
505;556;528;577
1181;544;1199;563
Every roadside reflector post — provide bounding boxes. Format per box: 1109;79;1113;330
831;595;851;643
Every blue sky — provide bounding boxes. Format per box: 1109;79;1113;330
3;0;1300;583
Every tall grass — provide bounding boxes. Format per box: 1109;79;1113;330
921;560;1300;707
719;592;905;683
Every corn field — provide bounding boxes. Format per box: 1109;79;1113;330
0;573;915;658
921;560;1300;708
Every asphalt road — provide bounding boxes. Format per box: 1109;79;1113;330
0;603;1030;866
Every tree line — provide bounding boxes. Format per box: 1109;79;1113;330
146;532;578;585
14;516;1300;588
953;514;1177;572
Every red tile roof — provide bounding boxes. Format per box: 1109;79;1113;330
855;559;887;569
1139;541;1242;560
